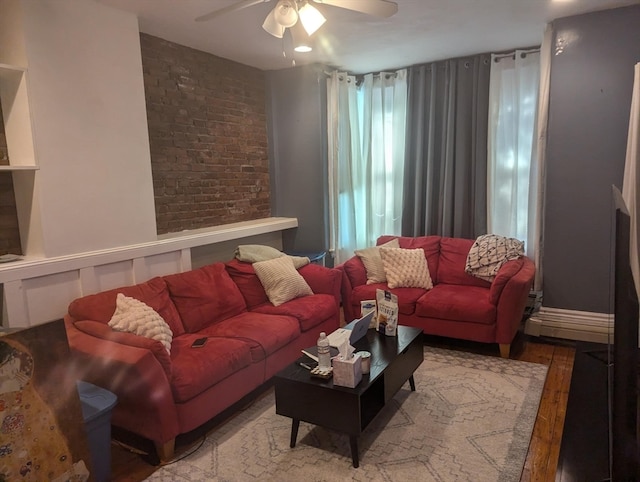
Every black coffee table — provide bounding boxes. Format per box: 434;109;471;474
274;325;423;467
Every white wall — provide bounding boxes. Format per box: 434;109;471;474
20;0;157;257
0;0;27;67
0;1;301;328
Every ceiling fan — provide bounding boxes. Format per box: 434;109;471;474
195;0;398;48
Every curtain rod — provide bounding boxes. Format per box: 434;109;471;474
323;70;399;78
493;47;540;62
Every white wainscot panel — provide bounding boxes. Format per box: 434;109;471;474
137;250;187;281
23;271;81;325
91;260;135;294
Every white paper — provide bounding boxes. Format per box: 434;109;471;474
338;338;355;360
327;328;350;348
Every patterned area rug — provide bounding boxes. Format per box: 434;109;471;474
146;347;548;482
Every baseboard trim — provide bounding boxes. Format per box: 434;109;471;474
525;307;613;344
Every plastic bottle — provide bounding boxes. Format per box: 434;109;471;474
317;332;331;370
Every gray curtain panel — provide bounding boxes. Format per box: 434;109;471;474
402;54;491;239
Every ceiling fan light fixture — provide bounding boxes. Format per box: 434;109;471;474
298;3;326;36
291;21;313;53
273;0;298;28
262;9;286;38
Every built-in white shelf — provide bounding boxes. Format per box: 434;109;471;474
0;63;27;79
0;59;40;255
0;217;299;283
0;217;299;328
0;165;38;171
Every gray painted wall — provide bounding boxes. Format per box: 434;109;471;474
265;64;330;263
543;5;640;313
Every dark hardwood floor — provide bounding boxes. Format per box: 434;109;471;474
110;330;577;482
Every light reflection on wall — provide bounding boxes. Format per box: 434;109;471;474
555;29;580;55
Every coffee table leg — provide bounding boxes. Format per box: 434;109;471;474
349;436;359;468
409;375;416;391
290;419;300;448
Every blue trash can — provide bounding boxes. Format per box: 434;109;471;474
77;381;117;482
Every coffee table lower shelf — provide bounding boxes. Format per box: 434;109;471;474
274;326;423;467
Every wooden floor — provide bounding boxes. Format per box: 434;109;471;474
110;330;576;482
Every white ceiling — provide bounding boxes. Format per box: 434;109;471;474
98;0;640;73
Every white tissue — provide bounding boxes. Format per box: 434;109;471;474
338;338;356;360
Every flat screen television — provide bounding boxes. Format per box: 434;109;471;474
609;185;639;481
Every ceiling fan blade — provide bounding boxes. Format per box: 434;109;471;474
312;0;398;18
195;0;272;22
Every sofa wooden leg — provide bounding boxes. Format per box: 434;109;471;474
499;344;511;359
155;438;175;462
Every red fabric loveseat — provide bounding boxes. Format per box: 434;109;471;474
64;259;341;461
338;235;535;358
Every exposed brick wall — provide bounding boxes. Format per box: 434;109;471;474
140;34;271;235
0;104;23;255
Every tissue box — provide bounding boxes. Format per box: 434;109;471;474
333;354;362;388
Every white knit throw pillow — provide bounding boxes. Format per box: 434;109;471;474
253;256;313;306
108;293;173;354
379;247;433;290
355;238;400;285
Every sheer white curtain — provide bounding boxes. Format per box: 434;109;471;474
327;70;407;264
622;62;640;303
487;49;541;259
533;26;553;291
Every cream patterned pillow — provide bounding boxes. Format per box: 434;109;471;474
253;256;314;306
108;293;173;354
379;247;433;289
355;238;400;285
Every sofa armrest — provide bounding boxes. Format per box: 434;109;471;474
494;257;535;344
489;258;525;305
64;316;180;445
73;319;172;377
335;257;367;323
298;263;342;311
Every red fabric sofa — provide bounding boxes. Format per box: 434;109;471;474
338;235;535;358
64;259;341;461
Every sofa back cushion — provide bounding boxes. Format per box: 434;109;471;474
224;258;270;308
377;235;441;280
437;237;491;288
67;276;186;336
163;262;247;333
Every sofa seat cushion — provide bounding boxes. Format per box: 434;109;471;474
199;312;301;362
225;259;269;309
170;335;253;403
68;276;185;336
351;283;424;316
251;293;337;332
164;263;247;333
415;284;496;325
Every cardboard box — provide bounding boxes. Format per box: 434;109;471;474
332;354;362;388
